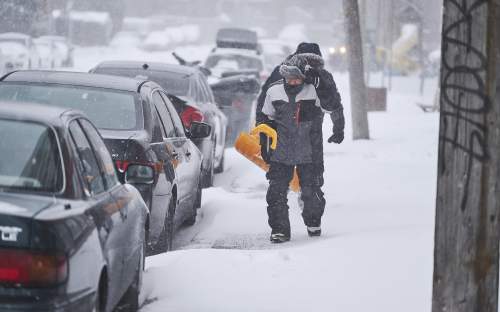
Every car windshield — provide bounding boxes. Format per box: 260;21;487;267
205;54;263;75
0;119;63;193
0;83;142;131
93;67;192;97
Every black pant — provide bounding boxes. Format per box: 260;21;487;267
266;162;326;235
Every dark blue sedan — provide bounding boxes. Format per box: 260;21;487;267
0;103;148;311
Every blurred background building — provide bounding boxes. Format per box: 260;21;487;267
0;0;443;77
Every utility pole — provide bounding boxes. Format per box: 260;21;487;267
343;0;370;140
432;0;500;311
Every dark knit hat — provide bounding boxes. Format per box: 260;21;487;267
295;42;322;57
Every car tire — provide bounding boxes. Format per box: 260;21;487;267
92;275;107;312
115;235;145;312
202;143;215;188
184;183;201;226
214;149;225;174
156;196;175;252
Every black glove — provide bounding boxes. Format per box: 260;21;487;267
328;107;345;144
260;132;273;163
304;66;320;88
328;131;344;144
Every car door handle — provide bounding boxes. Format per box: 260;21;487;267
186;151;191;157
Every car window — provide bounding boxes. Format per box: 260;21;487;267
196;77;211;103
92;68;192;97
78;119;120;189
0;119;63;193
0;83;143;131
188;79;203;104
159;91;186;137
152;107;167;139
69;121;105;196
152;91;176;138
198;75;215;103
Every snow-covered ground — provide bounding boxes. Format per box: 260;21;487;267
71;45;439;312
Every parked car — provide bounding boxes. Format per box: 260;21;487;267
206;28;267;83
90;61;228;186
0;71;211;255
205;48;266;83
0;33;40;70
38;36;74;67
0;102;148;311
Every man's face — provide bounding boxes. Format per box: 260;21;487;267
286;78;304;86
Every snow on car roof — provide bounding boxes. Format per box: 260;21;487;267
95;61;197;75
0;32;30;40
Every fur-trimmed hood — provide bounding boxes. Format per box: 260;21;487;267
298;52;325;70
279;53;325;79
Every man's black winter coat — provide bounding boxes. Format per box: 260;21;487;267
255;59;344;174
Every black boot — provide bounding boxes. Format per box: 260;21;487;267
307;226;321;237
270;233;291;243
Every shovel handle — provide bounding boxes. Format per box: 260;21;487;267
250;124;278;150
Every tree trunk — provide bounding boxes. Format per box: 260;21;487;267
432;1;500;311
343;0;370;140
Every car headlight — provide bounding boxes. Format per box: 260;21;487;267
339;46;347;54
329;47;336;54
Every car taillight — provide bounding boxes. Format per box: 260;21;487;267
0;249;67;287
181;105;204;129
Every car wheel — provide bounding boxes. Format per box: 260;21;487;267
156;196;175;252
184;183;201;226
114;234;145;312
214;149;225;174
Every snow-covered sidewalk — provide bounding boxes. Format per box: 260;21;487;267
140;75;439;312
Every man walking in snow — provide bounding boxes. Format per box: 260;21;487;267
260;50;344;243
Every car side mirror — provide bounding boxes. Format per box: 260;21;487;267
125;164;154;185
189;122;212;139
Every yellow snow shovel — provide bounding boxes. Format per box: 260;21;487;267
234;124;300;192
